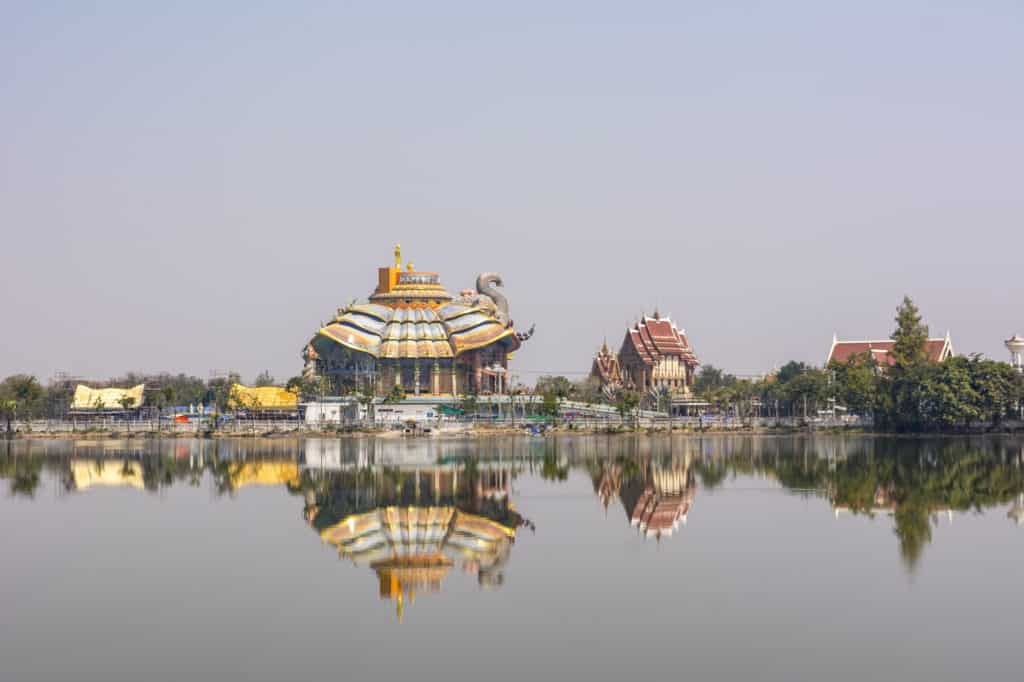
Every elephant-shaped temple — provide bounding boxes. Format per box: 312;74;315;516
303;245;532;397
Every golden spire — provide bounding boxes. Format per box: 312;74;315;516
394;243;402;269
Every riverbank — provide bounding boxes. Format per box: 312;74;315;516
5;420;1021;440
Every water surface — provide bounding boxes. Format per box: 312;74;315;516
2;435;1023;682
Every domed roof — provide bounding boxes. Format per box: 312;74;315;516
314;302;519;360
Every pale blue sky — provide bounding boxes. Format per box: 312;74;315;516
2;2;1022;383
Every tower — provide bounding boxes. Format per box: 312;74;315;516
1006;335;1024;373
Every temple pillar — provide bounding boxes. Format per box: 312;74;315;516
450;366;458;397
432;361;440;396
413;359;421;396
394;360;402;387
473;353;482;394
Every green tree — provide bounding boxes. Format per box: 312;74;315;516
540;391;560;418
783;367;827;418
285;375;318;400
385;384;406;404
890;295;929;368
0;399;16;435
693;365;736;397
776;361;812;385
460;393;479;420
967;355;1017;426
614;389;640;426
208;373;241;412
656;386;672;415
352;381;376;426
828;353;879;415
535;375;574;399
917;358;979;430
0;375;45;420
118;394;136;433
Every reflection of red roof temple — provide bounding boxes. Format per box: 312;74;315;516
630;467;696;539
631;488;695;538
595;465;622;510
826;332;954;366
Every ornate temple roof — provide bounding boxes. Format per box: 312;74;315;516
316;303;519;359
826;333;954;366
623;313;698;367
368;270;453;306
311;246;527;361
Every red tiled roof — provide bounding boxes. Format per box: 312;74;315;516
591;345;623;384
827;338;950;366
623;317;698;368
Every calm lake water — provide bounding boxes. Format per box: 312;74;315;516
2;434;1023;682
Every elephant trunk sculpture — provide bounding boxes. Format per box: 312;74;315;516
476;272;510;328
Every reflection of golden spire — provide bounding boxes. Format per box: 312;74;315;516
396;590;403;624
394;243;402;268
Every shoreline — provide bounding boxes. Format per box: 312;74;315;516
4;424;1021;441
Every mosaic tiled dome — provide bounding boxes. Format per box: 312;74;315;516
314;302;518;360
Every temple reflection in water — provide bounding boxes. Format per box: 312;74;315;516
591;453;696;540
3;436;1024;577
299;440;529;621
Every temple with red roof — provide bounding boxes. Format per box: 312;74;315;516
592;311;699;398
826;331;954;367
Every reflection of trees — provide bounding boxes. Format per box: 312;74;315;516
664;438;1024;571
0;444;43;497
826;442;1024;570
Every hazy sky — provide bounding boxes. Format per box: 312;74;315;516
2;1;1022;385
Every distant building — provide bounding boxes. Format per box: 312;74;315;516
589;340;624;397
826;332;954;367
593;312;699;398
1006;334;1024;373
304;245;533;397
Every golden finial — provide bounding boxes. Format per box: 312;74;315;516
394;243;402;268
407;262;414;271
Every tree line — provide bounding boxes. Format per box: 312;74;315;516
692;297;1023;431
0;370;289;429
530;297;1022;431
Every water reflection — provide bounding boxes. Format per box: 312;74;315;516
3;436;1024;576
590;454;696;539
297;448;529;621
